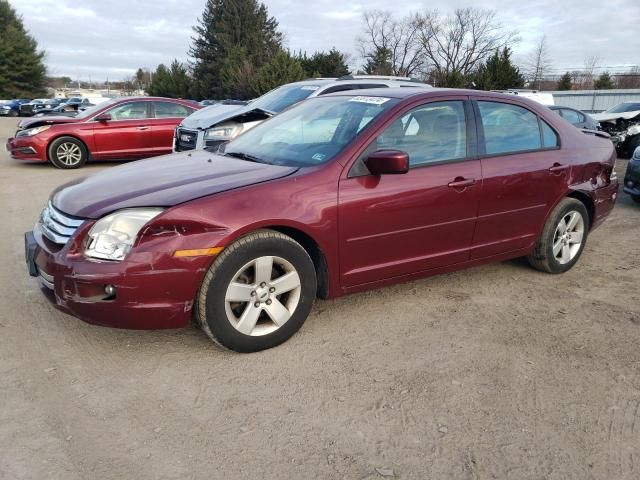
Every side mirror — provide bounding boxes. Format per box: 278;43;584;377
364;150;409;175
95;113;111;122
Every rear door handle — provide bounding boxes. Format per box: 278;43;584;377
448;177;476;188
549;163;569;173
136;126;149;131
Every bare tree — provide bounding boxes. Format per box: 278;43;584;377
357;10;426;77
526;35;552;90
414;8;516;86
581;55;599;89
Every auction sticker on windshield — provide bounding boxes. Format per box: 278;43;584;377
349;96;390;105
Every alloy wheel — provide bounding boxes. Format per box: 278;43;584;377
224;255;301;336
553;210;585;264
56;142;82;166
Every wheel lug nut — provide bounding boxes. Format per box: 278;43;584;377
260;282;266;287
254;302;260;308
250;291;256;296
266;299;272;305
269;287;275;293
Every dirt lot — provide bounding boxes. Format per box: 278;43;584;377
0;116;639;480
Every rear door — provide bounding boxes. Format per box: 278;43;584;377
149;101;196;154
92;101;153;159
338;97;481;287
471;98;567;259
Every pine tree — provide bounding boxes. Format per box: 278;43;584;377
254;51;305;95
189;0;282;99
363;47;393;76
593;72;615;90
298;48;349;78
471;47;524;90
147;60;193;98
557;72;572;90
0;0;47;98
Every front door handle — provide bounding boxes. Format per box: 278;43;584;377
136;126;150;131
549;163;569;173
448;177;476;189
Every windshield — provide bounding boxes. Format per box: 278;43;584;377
606;103;640;114
224;95;399;167
250;83;323;113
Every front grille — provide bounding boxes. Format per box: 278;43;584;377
39;202;85;245
176;128;198;151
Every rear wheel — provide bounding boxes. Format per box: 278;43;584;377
196;230;317;352
48;136;88;169
528;198;589;274
631;194;640;204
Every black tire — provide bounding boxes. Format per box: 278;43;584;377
8;109;18;117
48;136;88;169
631;194;640;205
528;198;589;274
196;229;317;352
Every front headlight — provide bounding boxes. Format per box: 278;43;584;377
204;123;243;141
16;125;52;137
84;208;164;261
627;124;640;137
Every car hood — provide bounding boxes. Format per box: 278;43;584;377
18;115;80;130
179;103;271;130
52;150;298;218
591;110;640;122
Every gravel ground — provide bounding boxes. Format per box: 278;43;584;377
1;117;639;480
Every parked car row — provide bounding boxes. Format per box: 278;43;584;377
0;96;109;118
6;97;200;168
19;84;619;352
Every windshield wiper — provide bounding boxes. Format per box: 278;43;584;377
224;151;266;164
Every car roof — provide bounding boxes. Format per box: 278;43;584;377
326;87;529;100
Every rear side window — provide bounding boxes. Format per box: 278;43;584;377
375;101;467;167
478;101;541;155
560;109;584;124
541;119;559;148
153;101;193;118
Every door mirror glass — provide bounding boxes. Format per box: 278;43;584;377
365;150;409;175
95;113;111;122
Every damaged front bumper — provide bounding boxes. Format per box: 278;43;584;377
25;222;210;330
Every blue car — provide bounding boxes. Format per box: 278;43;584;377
0;98;31;117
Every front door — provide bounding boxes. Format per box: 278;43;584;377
338;98;481;288
92;101;153;159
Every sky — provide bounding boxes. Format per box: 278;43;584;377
11;0;640;81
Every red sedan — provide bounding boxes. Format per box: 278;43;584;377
7;97;199;168
25;88;618;352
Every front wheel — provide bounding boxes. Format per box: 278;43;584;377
631;194;640;205
196;230;317;352
48;136;88;169
528;198;589;274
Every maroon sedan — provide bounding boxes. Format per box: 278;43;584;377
7;97;199;168
25;88;618;352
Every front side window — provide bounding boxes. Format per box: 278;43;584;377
153;101;193;118
224;95;398;167
478;101;541;155
107;102;149;120
374;101;467;167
